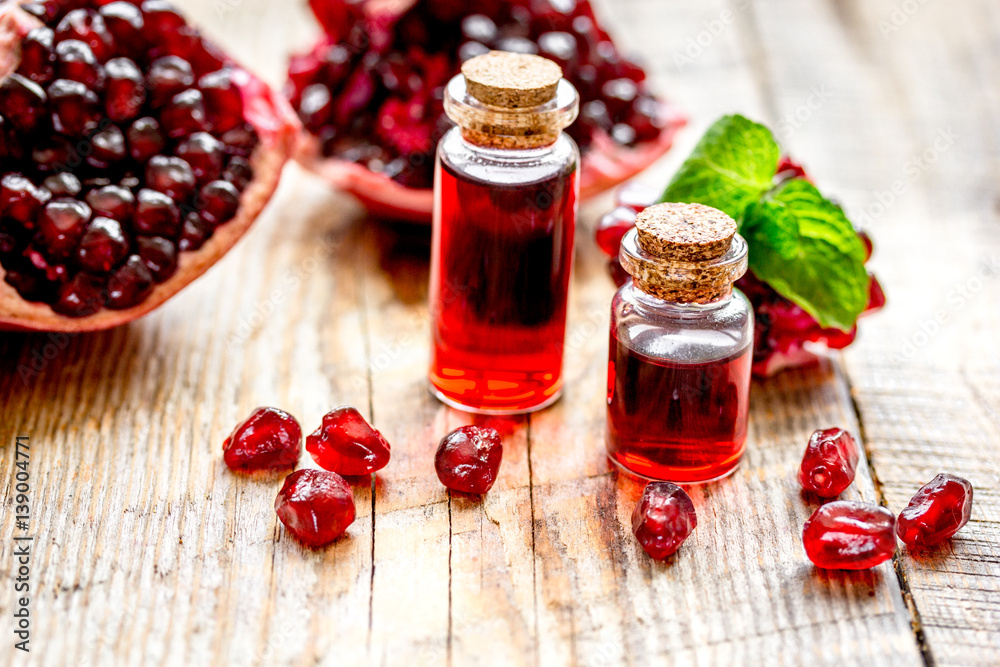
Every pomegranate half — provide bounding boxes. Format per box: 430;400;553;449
288;0;686;223
0;0;299;332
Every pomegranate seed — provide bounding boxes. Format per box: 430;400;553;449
19;2;57;23
140;1;186;42
52;273;107;317
0;74;47;133
298;84;333;133
866;274;886;313
146;56;194;108
198;180;240;225
198;68;245;133
176;132;225;183
223;407;302;472
106;254;154;309
802;500;896;569
19;27;56;85
54;40;104;89
86;185;135;221
631;482;697;559
104;57;146;121
56;9;113;59
434;425;502;494
221;156;252;191
133;189;181;237
177;212;211;251
137;236;178;281
798;427;859;498
145;155;196;201
858;229;873;261
159;88;209;137
306;406;391;476
36;198;91;260
87;126;128;168
1;174;50;224
76;217;129;274
43;173;82;197
219;124;259;157
127;117;166;162
595;206;636;257
274;469;356;548
99;2;146;55
47;79;102;137
896;474;973;548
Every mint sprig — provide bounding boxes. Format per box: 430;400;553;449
660;114;869;332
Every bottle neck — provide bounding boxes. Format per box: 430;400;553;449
457;130;561;159
629;280;736;312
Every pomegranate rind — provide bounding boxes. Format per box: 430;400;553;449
296;101;685;224
0;5;301;332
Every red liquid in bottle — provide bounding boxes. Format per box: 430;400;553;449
430;159;577;413
606;329;751;482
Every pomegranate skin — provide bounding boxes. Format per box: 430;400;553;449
896;474;974;548
798;427;860;498
434;426;503;495
223;407;302;472
802;500;896;570
631;482;697;560
306;406;392;476
274;469;356;548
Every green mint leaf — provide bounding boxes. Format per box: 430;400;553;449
742;179;869;331
660;114;780;220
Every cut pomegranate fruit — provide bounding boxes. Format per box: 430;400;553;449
631;482;697;560
434;425;503;494
0;0;299;332
274;468;356;548
798;427;859;498
223;406;302;472
305;406;391;476
289;0;685;223
802;500;896;570
896;473;973;549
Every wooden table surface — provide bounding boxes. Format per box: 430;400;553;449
2;0;999;665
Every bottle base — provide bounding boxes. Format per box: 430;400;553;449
429;382;563;415
606;450;743;485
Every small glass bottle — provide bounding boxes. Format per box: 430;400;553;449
429;51;580;414
606;203;754;483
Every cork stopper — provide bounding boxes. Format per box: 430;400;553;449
620;203;747;304
462;51;563;109
635;203;737;261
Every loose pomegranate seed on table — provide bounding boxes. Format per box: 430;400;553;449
631;482;697;560
896;474;974;549
802;500;896;570
223;407;302;472
275;469;357;548
434;426;503;495
798;427;860;498
306;406;392;476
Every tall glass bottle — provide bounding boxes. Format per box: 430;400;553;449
429;51;580;414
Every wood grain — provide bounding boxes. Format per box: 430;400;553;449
1;0;997;665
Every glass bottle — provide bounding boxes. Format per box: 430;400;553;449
606;203;754;483
429;51;580;414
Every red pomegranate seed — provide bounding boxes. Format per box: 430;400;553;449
298;84;333;133
134;188;181;237
306;406;391;476
159;88;209;137
55;9;114;62
86;185;135;221
76;217;129;274
146;155;196;201
434;425;502;494
127;117;166;162
106;255;154;309
802;500;896;569
43;173;82;197
866;274;886;313
140;0;186;42
104;57;146;121
274;469;356;548
858;229;874;261
1;174;50;224
198;180;240;225
146;56;194;108
896;473;973;549
19;27;56;85
594;206;637;257
223;406;302;472
88;126;128;167
54;40;104;89
99;1;146;54
137;236;178;281
177;212;211;251
36;198;91;260
222;156;252;191
631;482;697;560
52;273;106;317
198;68;244;133
48;79;102;137
798;427;859;498
176;132;225;183
0;74;47;134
